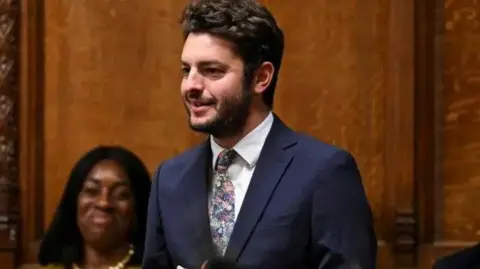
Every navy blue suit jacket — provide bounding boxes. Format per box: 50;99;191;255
142;116;377;269
433;243;480;269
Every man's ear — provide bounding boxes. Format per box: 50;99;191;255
253;62;274;94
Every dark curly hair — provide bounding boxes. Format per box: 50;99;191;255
180;0;284;109
38;145;152;268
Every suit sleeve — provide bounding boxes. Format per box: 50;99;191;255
312;151;377;269
142;165;174;269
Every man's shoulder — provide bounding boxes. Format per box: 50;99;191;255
273;116;347;159
292;130;354;163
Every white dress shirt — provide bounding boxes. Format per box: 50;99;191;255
209;112;274;220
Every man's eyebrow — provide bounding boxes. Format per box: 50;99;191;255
199;60;225;65
181;60;227;66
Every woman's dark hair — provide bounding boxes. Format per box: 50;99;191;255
180;0;284;109
38;145;152;267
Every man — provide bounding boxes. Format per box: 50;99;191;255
143;1;377;268
433;243;480;269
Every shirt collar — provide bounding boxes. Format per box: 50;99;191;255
211;112;274;168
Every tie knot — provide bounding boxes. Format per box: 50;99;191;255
215;149;237;172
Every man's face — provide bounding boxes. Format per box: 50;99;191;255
180;33;252;138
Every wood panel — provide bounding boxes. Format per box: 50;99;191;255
42;0;197;231
418;0;480;268
18;0;418;268
17;0;480;268
416;0;442;268
264;0;414;267
0;252;15;269
19;0;45;263
442;0;480;242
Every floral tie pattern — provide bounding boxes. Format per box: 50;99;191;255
210;149;237;255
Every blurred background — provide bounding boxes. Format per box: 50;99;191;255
0;0;478;268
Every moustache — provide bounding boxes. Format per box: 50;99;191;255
186;97;216;106
185;91;216;104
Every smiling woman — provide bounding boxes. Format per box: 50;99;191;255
37;146;151;269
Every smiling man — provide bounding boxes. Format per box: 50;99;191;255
142;1;377;269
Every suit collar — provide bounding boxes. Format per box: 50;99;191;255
177;140;215;267
225;115;297;260
210;112;274;168
178;115;297;264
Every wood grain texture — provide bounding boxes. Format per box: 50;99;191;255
417;0;480;268
43;0;196;228
263;0;416;267
22;0;418;267
19;0;480;268
264;0;389;236
442;0;480;241
42;0;397;235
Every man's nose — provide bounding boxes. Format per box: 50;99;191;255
184;70;205;91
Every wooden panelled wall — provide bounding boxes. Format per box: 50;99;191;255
0;0;478;268
417;0;480;267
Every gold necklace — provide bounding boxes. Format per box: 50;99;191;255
72;244;135;269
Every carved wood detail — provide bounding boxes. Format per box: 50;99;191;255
0;0;20;265
394;211;418;266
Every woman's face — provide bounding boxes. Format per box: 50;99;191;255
77;159;135;249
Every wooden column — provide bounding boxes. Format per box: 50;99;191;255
18;0;45;264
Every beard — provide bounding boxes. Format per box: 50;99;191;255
185;87;253;139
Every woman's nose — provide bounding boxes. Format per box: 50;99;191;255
95;189;112;209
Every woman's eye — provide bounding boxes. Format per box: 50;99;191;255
82;186;99;196
113;189;132;201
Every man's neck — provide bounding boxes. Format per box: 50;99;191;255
214;110;270;149
82;242;131;269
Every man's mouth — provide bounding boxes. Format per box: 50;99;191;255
191;100;213;107
190;101;213;114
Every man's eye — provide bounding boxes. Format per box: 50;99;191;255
204;68;224;78
181;67;190;76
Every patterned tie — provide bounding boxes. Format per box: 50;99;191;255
210;149;238;255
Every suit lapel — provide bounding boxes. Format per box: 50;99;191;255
178;140;216;266
224;116;297;261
